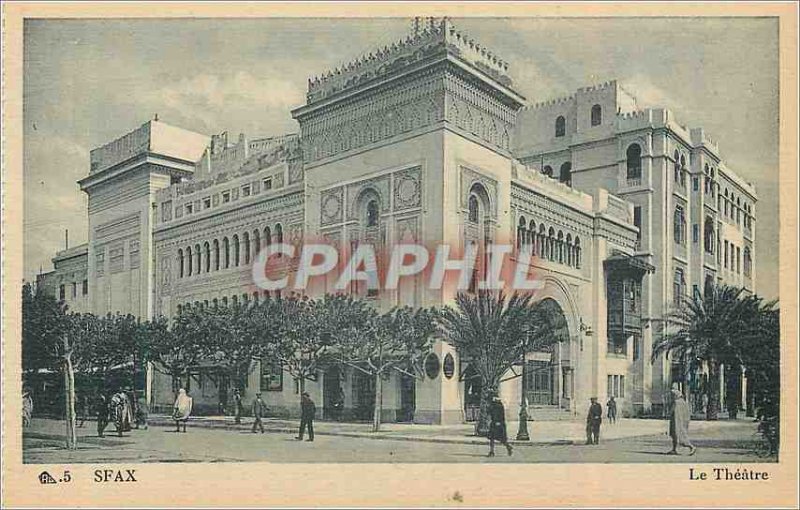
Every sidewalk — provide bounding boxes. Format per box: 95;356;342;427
142;414;748;446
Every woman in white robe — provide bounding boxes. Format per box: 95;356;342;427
172;388;193;433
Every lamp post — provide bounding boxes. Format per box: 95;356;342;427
516;331;530;441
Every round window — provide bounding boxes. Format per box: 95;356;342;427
443;353;455;379
424;353;441;379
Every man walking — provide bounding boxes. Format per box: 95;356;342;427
585;397;603;445
251;393;268;433
668;386;696;455
233;388;243;425
296;392;315;442
487;394;513;457
606;396;617;424
96;393;109;438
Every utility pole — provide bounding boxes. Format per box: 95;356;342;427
516;330;530;441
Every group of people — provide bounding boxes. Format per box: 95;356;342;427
96;389;149;437
174;388;317;441
583;384;695;455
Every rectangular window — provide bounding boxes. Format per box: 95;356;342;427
161;200;172;222
633;335;641;361
203;197;212;209
71;282;77;298
620;376;625;398
607;375;613;397
242;185;251;197
693;177;699;191
260;359;283;391
673;268;684;306
263;177;273;191
736;247;741;274
724;241;729;268
693;285;700;301
59;284;66;301
185;203;193;215
222;191;231;203
82;279;88;295
633;206;642;244
692;224;699;243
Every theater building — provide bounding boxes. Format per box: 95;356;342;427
37;19;755;423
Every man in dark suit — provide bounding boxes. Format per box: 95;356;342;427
296;392;316;442
586;397;603;445
251;393;268;433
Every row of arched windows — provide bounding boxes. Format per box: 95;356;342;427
177;223;284;278
673;150;688;188
176;290;282;315
516;216;582;268
554;105;602;138
541;162;572;186
720;188;753;230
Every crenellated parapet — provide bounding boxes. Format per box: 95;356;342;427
306;17;514;104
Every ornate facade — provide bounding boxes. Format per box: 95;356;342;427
37;18;754;423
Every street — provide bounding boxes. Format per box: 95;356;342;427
23;418;772;464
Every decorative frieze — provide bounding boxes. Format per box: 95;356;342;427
320;188;344;226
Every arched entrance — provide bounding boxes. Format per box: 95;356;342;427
525;298;571;408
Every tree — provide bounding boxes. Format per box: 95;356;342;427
208;302;265;395
334;305;438;432
267;294;357;395
151;306;213;392
653;284;758;420
438;290;568;436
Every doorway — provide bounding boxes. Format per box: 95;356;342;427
398;374;415;422
323;366;344;421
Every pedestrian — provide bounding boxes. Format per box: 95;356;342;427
295;392;315;442
233;388;243;425
96;393;109;437
606;396;617;424
172;388;193;433
487;394;513;457
77;394;89;428
701;393;709;416
251;393;268;433
668;386;696;455
585;397;602;445
135;395;149;430
110;390;132;437
22;388;33;428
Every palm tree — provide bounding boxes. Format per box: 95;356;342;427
653;284;757;420
438;290;568;436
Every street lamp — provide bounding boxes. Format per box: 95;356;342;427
516;331;530;441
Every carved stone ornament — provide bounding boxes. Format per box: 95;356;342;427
394;166;422;210
320;188;344;225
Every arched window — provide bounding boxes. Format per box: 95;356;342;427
223;237;230;269
275;224;283;244
547;227;555;261
626;144;642;179
528;220;536;254
574;237;582;268
213;298;218;308
566;233;573;266
673;150;680;183
555;116;566;137
213;239;220;271
591;104;602;126
222;296;228;306
674;206;686;245
557;230;564;263
743;247;752;276
243;232;251;264
366;200;379;227
679;154;686;186
703;217;715;254
538;224;546;257
178;249;184;278
186;247;193;276
542;165;554;178
704;275;714;298
232;235;240;267
204;242;211;273
253;230;260;257
264;226;271;247
517;216;527;249
559;162;572;186
176;304;183;315
468;195;480;223
194;244;201;275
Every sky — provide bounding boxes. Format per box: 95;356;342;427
22;17;780;300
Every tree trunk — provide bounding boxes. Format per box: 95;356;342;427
63;354;77;450
372;372;383;433
706;360;721;421
300;376;306;395
475;384;494;437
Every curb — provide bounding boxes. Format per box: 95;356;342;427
145;418;575;446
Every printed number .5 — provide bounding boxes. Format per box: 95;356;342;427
62;471;71;483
